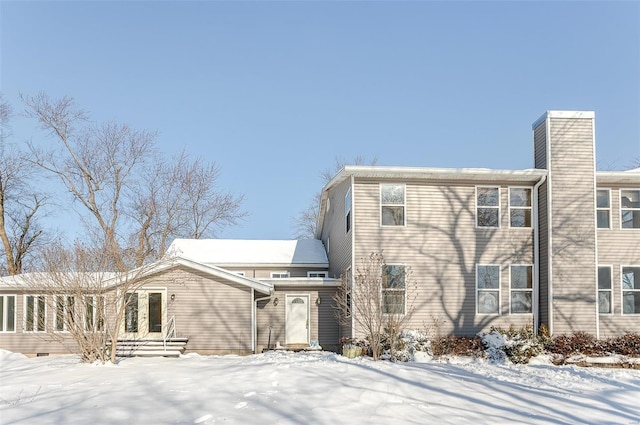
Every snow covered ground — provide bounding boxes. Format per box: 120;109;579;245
1;349;639;425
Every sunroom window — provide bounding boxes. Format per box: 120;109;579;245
0;295;16;332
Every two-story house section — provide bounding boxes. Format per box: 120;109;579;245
318;111;640;341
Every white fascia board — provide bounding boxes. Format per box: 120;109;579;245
338;165;547;183
597;171;640;185
206;262;329;269
263;278;342;287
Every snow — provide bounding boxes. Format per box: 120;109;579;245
2;350;639;424
167;239;329;266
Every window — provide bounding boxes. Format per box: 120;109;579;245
477;265;500;314
477;187;500;227
345;189;352;233
621;190;640;229
84;296;105;332
380;184;405;226
24;295;46;332
598;266;612;314
596;189;611;229
125;292;138;333
270;272;290;278
509;188;532;228
622;266;640;314
0;295;16;332
307;271;328;278
510;265;532;313
54;295;75;332
382;265;406;314
345;266;352;318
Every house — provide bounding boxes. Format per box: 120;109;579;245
0;110;638;357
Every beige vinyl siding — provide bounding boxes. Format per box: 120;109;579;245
546;116;597;335
597;186;640;335
255;286;339;352
322;178;353;279
352;178;535;336
537;182;550;329
533;120;547;170
149;266;254;354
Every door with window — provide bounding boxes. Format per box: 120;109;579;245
285;295;309;345
123;289;165;338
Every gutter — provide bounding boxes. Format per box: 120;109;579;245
253;292;273;353
532;174;547;334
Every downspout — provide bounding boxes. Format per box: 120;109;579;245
533;174;547;335
254;292;273;353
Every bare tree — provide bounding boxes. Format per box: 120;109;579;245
22;92;245;269
0;96;50;275
293;155;377;239
333;252;416;361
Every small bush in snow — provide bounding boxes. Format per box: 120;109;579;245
382;330;431;362
431;335;484;358
480;325;545;364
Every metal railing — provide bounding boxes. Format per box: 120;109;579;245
163;316;176;350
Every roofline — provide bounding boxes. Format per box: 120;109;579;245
532;110;595;129
262;278;342;287
596;170;640;185
203;262;329;268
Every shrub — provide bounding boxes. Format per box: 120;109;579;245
431;335;484;357
480;325;545;364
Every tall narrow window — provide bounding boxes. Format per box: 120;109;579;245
510;265;532;313
477;187;500;227
509;188;532;228
345;189;352;233
477;265;500;314
125;293;139;333
598;266;612;314
0;295;16;332
382;265;406;314
345;267;352;318
380;184;405;226
55;295;75;332
25;295;46;332
621;190;640;229
622;266;640;314
596;189;611;229
84;296;105;332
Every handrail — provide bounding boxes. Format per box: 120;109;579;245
163;316;176;350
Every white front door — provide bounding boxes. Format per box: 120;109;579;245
123;289;165;339
286;295;309;345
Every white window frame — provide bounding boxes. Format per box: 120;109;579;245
54;294;75;332
476;264;501;315
380;183;406;227
345;266;352;318
622;265;640;315
598;265;613;315
345;188;352;234
508;187;532;228
0;295;16;333
621;189;640;229
84;295;105;332
270;272;290;278
381;264;407;315
24;295;47;333
596;189;611;229
476;186;500;228
307;271;328;278
509;264;533;314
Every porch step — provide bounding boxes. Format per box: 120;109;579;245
112;338;188;358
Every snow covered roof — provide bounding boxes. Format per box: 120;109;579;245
597;168;640;184
166;239;329;267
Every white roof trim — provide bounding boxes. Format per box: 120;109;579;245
532;110;595;129
261;278;341;287
597;170;640;185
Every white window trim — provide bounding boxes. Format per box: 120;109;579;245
476;186;501;228
508;187;532;229
598;265;614;316
380;183;406;227
345;188;352;234
621;265;640;315
596;189;611;229
381;263;407;316
620;189;640;230
509;264;533;314
0;294;17;333
83;295;105;332
270;272;290;278
307;271;328;278
476;264;501;316
23;294;47;333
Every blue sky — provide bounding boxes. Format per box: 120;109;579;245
1;1;639;240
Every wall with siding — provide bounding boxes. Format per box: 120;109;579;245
546;115;598;335
596;184;640;336
533;120;550;331
255;285;339;352
351;178;536;337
